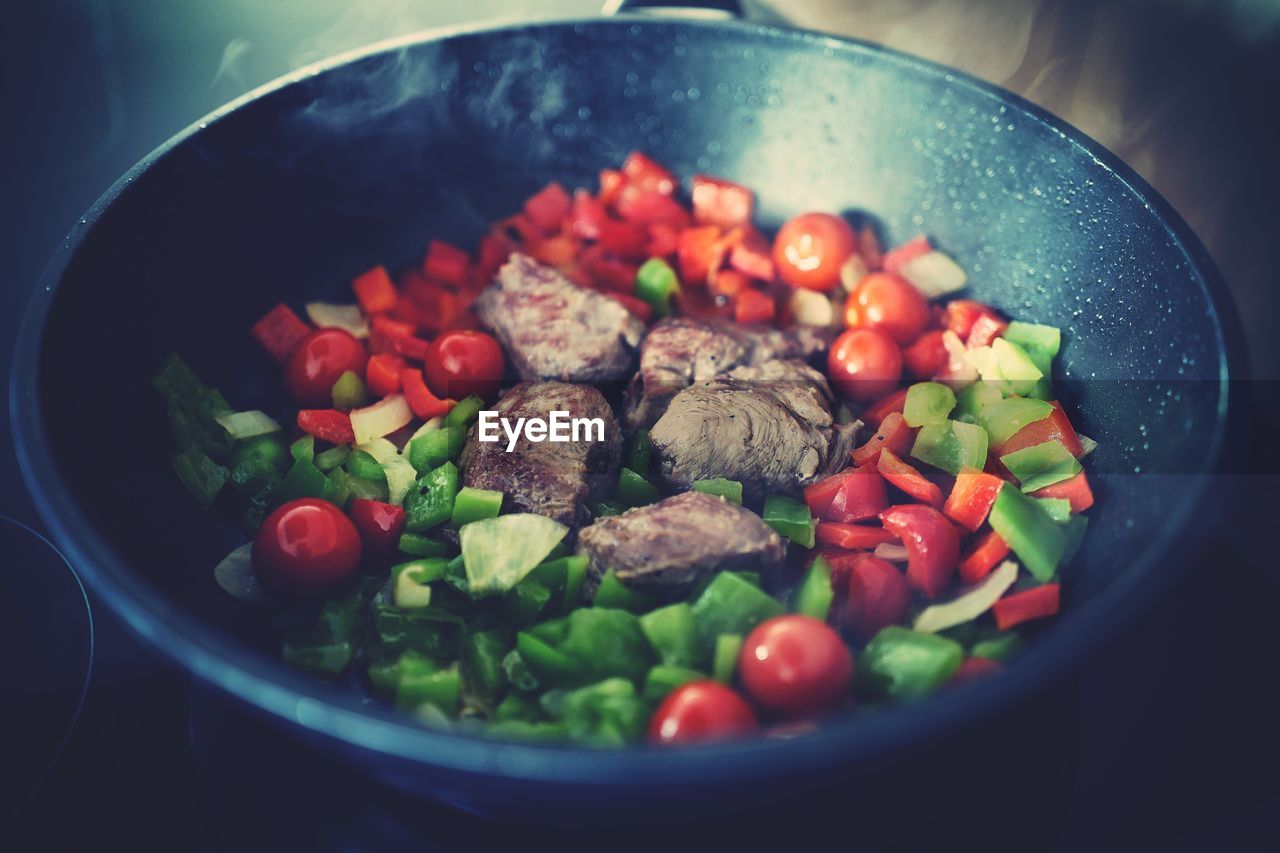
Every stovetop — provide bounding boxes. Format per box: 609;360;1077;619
4;2;1280;850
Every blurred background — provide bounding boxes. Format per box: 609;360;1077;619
2;0;1278;849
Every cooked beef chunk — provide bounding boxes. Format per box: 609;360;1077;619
474;253;644;382
624;317;834;429
458;381;621;529
649;360;859;498
578;491;786;593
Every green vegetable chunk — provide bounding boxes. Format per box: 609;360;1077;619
556;608;655;683
408;425;464;472
859;626;964;701
492;578;553;627
977;397;1054;447
712;634;743;683
911;420;989;476
954;382;1003;424
635;257;682;316
692;572;784;652
451;486;503;528
390;652;461;713
594;569;660;614
903;382;956;427
460;513;568;596
792;557;834;621
544;678;648;746
445;395;485;431
403;462;458;532
1000;440;1082;493
392;558;448;608
639;603;700;668
330;370;369;410
626;430;652;474
397;533;449;557
762;494;815;548
618;468;661;507
1002;321;1061;374
691;478;744;504
987;484;1066;582
642;666;705;703
171;446;229;508
970;630;1025;662
345;448;386;483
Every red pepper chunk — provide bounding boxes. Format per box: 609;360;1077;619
814;522;896;550
621;152;677;195
880;504;960;599
691;175;754;229
949;656;1001;686
348;499;406;561
861;387;909;429
401;369;456;420
805;465;887;523
997;400;1084;458
596;218;650;261
677;225;724;285
877;448;944;506
957;529;1009;583
423;241;472;290
903;329;949;379
251;303;312;363
296;409;356;445
942;299;1001;340
993;584;1061;630
881;234;931;274
607;292;654;322
614;188;690;229
365;353;405;398
1031;471;1094;513
522;182;572;234
944;468;1006;531
734;288;776;325
966;312;1008;348
352;266;398;315
729;238;775;281
851;411;914;467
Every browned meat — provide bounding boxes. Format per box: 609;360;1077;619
577;491;786;594
649;360;859;498
474;253;644;382
458;381;621;529
624;316;834;429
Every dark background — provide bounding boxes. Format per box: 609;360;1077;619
3;1;1279;849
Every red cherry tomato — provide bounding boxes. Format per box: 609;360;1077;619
827;328;903;402
423;330;505;400
648;681;758;745
843;272;931;344
252;498;362;597
841;554;912;641
739;615;854;718
879;504;960;599
772;213;857;291
347;499;406;561
284;328;368;407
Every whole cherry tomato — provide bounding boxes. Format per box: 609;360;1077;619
844;272;930;344
772;213;857;291
841;554;912;641
253;498;362;597
648;681;759;745
424;330;505;400
827;328;903;402
284;328;368;407
739;615;854;718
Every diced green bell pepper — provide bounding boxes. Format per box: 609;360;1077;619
691;478;744;504
692;572;784;652
903;382;957;427
407;425;464;473
492;577;552;628
515;631;580;687
345;448;386;483
991;338;1044;396
618;467;661;507
593;568;660;613
451;486;503;527
977;397;1054;447
372;603;461;659
954;381;1003;424
639;603;700;668
313;444;351;472
233;434;289;473
556;608;655;683
859;626;964;701
282;636;353;676
1000;440;1082;493
988;484;1066;582
1060;514;1088;566
635;257;681;316
445;394;485;431
403;462;458;532
590;499;627;518
544;678;648;746
330;370;369;410
392;558;448;608
970;630;1025;662
171;446;229;508
911;420;989;476
529;554;588;613
397;532;450;557
1034;497;1072;523
792;557;834;621
762;494;815;548
1002;321;1061;374
290;434;315;463
330;468;388;503
641;665;705;703
712;634;743;683
391;652;461;713
626;430;652;474
277;456;342;505
494;690;542;723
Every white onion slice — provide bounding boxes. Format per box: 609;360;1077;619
356;436;418;506
213;542;270;604
913;560;1019;634
899;250;968;299
305;302;368;338
787;287;837;327
873;542;910;562
350;394;413;445
215;410;282;439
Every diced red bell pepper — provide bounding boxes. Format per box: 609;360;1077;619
614;187;691;229
943;299;1001;340
690;175;754;229
607;292;654;322
620;151;677;195
851;411;914;467
862;388;910;429
423;241;471;290
296;409;356;445
365;354;405;399
710;268;750;300
814;522;896;550
598;168;625;207
251;303;311;363
596;217;650;260
877;448;944;506
729;237;775;281
390;334;429;361
401;368;456;419
580;245;640;293
803;467;856;519
568;190;608;240
646;222;681;258
881;235;931;274
966;312;1008;348
958;529;1010;584
993;583;1061;630
1031;471;1094;513
841;553;911;641
495;214;541;247
734;288;776;325
677;225;724;286
370;315;417;341
944;468;1006;531
348;499;406;561
352;266;398;315
530;234;580;268
949;656;1001;686
523;182;572;234
829;465;890;523
997;400;1084;458
476;232;515;282
903;329;949;379
879;504;960;599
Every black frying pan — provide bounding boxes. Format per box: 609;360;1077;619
9;3;1245;830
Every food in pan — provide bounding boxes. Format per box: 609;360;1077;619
156;152;1094;746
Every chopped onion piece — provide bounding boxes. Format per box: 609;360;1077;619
215;410;282;439
913;560;1019;634
356;437;418;506
899;250;968;299
787;287;837;327
941;330;978;387
873;542;910;562
1077;434;1098;458
305;302;368;338
213;542;270;604
350;394;413;445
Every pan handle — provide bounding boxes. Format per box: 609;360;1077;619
602;0;742;19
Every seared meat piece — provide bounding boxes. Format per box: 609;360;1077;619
578;491;786;594
624;317;833;429
649;360;859;498
458;381;621;529
474;253;644;383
